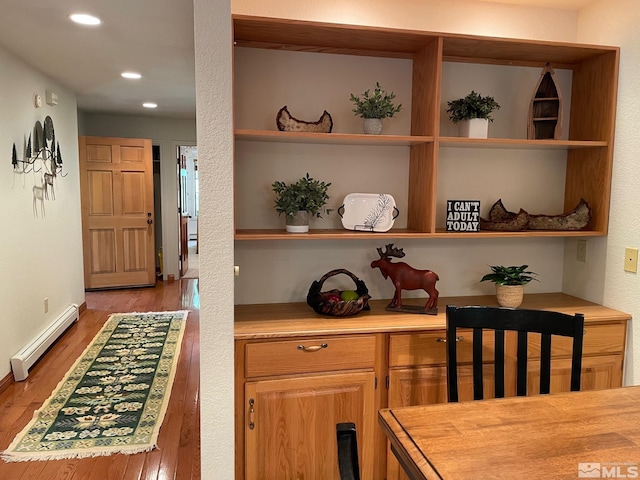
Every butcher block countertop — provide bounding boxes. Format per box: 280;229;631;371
234;293;631;339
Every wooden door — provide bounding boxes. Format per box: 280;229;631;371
180;214;189;277
245;372;375;480
178;153;189;276
79;136;155;289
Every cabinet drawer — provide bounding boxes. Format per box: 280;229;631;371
528;322;626;358
245;335;376;378
389;331;495;367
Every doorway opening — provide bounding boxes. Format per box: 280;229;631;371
178;145;199;279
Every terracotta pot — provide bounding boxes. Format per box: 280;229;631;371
285;211;309;233
495;284;524;308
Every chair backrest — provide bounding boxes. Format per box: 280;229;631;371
446;305;584;402
336;422;360;480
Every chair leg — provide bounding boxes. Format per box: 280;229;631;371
336;422;360;480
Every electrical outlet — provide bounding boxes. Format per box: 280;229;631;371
624;247;638;273
577;240;587;263
44;297;49;313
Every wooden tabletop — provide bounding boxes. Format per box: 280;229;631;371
379;386;640;480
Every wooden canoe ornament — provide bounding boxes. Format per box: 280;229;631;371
276;106;333;133
370;244;439;315
528;63;562;140
481;198;591;231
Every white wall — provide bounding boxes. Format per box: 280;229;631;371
0;46;85;379
194;0;235;478
565;0;640;385
81;113;196;280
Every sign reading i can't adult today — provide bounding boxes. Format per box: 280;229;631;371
446;200;480;232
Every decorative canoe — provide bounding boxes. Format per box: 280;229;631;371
527;63;562;140
482;198;591;231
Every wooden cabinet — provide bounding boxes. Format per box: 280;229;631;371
526;322;626;394
237;334;379;480
232;15;619;240
245;372;375;480
235;294;630;480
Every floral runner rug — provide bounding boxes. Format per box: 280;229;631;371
2;310;188;462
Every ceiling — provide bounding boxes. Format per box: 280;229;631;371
0;0;595;120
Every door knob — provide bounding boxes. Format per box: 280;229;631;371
147;212;153;224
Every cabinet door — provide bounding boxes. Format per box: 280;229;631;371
387;365;495;480
527;355;623;395
245;372;375;480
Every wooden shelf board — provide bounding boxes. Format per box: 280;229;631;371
439;137;607;149
233;16;619;66
235;228;606;240
235;129;433;146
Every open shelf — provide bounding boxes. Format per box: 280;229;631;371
439;137;607;149
235;129;433;146
233;15;619;242
235;228;605;240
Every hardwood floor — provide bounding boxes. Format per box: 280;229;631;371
0;280;200;480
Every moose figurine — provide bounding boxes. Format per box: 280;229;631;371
370;243;440;314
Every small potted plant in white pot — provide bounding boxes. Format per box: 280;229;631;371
480;264;538;308
272;173;332;233
350;82;402;135
446;90;500;138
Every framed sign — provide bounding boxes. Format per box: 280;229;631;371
446;200;480;232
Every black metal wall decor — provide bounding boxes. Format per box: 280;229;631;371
11;115;65;200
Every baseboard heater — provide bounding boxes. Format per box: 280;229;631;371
10;304;79;381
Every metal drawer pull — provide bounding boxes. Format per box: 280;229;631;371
297;343;328;352
248;398;255;430
436;336;464;343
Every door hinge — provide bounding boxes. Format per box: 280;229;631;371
386;376;389;389
375;377;378;389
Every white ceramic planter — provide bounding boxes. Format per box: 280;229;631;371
285;211;310;233
363;118;383;135
458;118;489;138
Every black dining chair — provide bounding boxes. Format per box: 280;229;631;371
446;304;584;402
336;422;360;480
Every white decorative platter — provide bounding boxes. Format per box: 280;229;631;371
339;193;398;232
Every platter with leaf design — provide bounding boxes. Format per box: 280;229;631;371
338;193;399;232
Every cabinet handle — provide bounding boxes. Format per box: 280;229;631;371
297;342;328;352
436;336;464;343
248;398;255;430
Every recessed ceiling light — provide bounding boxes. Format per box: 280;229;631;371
69;13;101;26
121;72;142;80
143;102;158;109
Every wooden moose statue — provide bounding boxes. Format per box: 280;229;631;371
370;243;440;314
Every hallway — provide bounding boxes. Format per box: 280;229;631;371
0;280;201;480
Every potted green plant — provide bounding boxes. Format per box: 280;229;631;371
446;90;500;138
272;173;332;233
480;264;538;308
350;82;402;135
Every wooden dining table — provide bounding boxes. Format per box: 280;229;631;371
379;386;640;479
